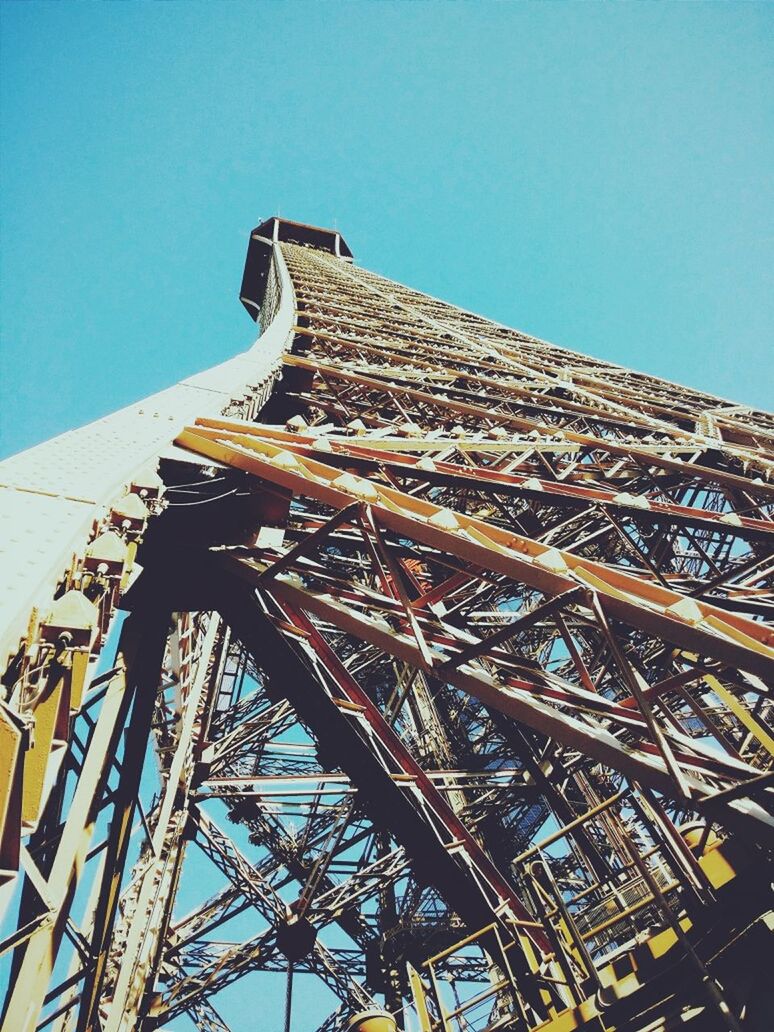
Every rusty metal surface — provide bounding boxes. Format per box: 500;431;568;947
1;219;772;1032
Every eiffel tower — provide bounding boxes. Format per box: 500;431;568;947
1;218;773;1032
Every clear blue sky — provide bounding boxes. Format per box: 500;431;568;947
1;3;772;461
0;5;772;1028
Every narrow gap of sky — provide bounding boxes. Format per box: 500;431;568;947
0;2;771;456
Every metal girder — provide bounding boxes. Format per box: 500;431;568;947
2;219;773;1032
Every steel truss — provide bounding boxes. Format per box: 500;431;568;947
1;218;773;1032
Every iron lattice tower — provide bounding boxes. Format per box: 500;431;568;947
1;218;773;1032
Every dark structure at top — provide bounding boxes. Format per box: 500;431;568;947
241;217;353;320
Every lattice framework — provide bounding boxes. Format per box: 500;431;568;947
1;218;772;1032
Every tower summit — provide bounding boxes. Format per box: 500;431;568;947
1;218;773;1032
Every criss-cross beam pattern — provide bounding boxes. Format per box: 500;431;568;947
2;220;773;1032
174;236;774;1029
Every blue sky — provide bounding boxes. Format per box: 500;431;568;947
0;5;772;1029
1;4;772;461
